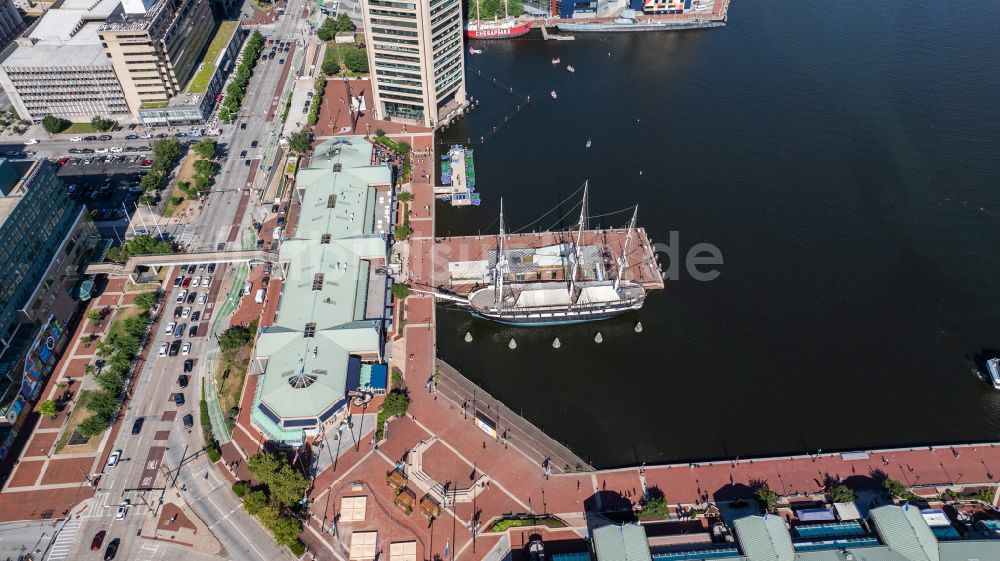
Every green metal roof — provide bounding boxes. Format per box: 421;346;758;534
592;524;652;561
251;136;388;431
868;506;939;561
733;516;795;561
937;541;1000;561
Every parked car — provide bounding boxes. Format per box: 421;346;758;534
207;263;216;273
176;290;187;303
240;150;248;158
183;359;193;373
83;135;97;141
183;413;194;429
188;324;198;337
90;530;106;551
114;506;127;520
165;321;176;334
191;310;200;322
131;417;143;434
181;342;191;356
261;276;270;287
174;393;185;406
251;140;259;148
181;307;190;318
255;288;266;304
173;276;183;288
159;343;168;357
98;134;112;141
191;276;201;288
178;374;189;387
244;282;253;295
107;449;122;467
182;276;192;288
244;159;252;166
198;293;208;305
173;306;183;318
174;322;186;336
187;264;197;274
104;537;121;560
186;292;196;304
70;136;83;142
169;340;181;356
202;276;212;288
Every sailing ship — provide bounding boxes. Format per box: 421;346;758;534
466;183;648;326
465;0;531;39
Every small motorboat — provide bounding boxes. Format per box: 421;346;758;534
550;90;557;99
567;65;575;73
469;48;483;54
988;358;1000;390
585;139;591;148
551;58;561;64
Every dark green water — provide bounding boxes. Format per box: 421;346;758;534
436;0;1000;467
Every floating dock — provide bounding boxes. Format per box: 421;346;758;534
434;145;481;206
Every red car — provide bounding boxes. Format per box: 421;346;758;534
90;530;106;550
57;157;69;165
141;159;154;166
181;277;192;288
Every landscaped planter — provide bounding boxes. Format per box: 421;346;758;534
484;515;567;533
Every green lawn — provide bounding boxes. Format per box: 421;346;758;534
187;21;240;94
64;122;100;134
106;307;143;342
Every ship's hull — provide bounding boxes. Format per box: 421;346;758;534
467;282;646;326
988;358;1000;390
556;20;724;33
465;23;532;39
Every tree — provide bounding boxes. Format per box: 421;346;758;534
288;130;311;154
321;57;340;77
641;496;670;518
342;47;368;74
134;291;157;312
393;223;413;241
192;139;217;159
106;234;173;263
246;451;309;508
90;115;115;132
83;363;97;376
829;484;855;504
39;399;58;418
232;480;250;497
267;513;303;546
397;191;413;203
86;390;121;418
42;115;66;134
755;486;779;514
244;490;268;515
317;17;338;41
335;12;355;32
391;283;411;300
86;309;103;323
193;159;215;178
78;414;110;437
882;478;908;499
95;370;125;393
219;325;252;351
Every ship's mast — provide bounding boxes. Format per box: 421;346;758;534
495;198;505;310
569;181;588;300
476;0;481;25
614;206;638;292
504;0;509;19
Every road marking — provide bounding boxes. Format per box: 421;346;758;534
44;518;80;561
135;541;161;561
203;491;267;561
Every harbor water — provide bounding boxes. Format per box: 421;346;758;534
436;0;1000;467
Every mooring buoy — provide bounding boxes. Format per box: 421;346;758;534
552;337;561;349
508;338;517;350
594;332;603;343
634;321;643;333
464;331;473;342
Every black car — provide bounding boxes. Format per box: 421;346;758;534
261;276;270;287
240;150;247;158
157;133;168;138
240;122;247;130
271;204;279;213
68;148;81;154
98;134;112;141
250;140;259;148
178;374;189;388
187;264;197;274
131;417;144;435
183;413;194;429
174;393;185;406
207;263;216;273
244;159;252;166
183;359;193;373
189;325;198;337
169;340;181;357
125;134;139;140
81;148;95;154
173;306;183;318
83;135;97;141
104;538;120;561
186;292;196;304
174;323;185;337
173;276;183;288
191;310;200;322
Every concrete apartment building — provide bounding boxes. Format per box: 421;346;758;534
0;0;130;121
98;0;215;114
0;158;97;462
0;0;24;47
359;0;467;128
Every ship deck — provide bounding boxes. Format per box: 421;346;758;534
408;228;664;297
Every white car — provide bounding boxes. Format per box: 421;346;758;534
95;147;109;154
70;136;83;142
176;290;187;303
158;343;168;357
115;506;128;520
110;146;124;153
181;342;191;356
243;282;253;295
181;306;191;318
165;321;176;334
191;276;201;288
202;276;211;288
198;293;208;305
24;138;38;145
107;449;122;467
139;133;152;139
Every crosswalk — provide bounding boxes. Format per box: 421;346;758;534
44;517;80;561
135;541;162;561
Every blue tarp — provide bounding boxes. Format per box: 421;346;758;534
368;364;387;390
796;508;837;522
